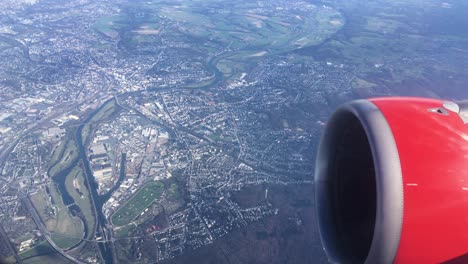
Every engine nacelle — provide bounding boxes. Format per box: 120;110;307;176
315;97;468;263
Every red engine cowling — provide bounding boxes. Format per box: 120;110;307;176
315;97;468;263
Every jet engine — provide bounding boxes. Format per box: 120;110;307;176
315;97;468;263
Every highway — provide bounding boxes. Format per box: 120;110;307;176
22;196;86;264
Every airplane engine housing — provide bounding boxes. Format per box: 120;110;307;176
315;97;468;263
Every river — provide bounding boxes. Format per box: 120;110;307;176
75;100;117;263
60;49;226;263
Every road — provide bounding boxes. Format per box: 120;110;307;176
23;196;86;264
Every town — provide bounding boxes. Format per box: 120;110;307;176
2;0;460;263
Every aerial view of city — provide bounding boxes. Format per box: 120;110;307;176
1;0;468;263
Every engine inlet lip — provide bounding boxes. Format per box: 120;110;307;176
315;100;404;264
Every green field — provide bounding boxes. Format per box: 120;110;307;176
186;76;216;88
50;234;81;250
31;186;84;250
48;137;79;178
114;225;137;238
209;128;222;141
88;99;117;124
39;98;117;253
167;183;180;200
94;16;122;38
64;166;96;240
47;184;83;240
15;233;34;244
49;140;68;167
19;239;56;260
31;191;53;223
112;181;164;226
22;252;72;264
94;1;343;57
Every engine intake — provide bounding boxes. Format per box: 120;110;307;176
315;97;468;263
315;99;403;264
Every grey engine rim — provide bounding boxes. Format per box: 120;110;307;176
315;100;404;264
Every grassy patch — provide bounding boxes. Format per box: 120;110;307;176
64;166;96;240
48;137;78;178
209;128;222;141
114;225;137;238
49;141;68;168
50;234;81;250
112;181;164;226
159;6;211;26
167;183;180;200
88;99;117;124
15;233;34;244
47;183;83;239
185;76;216;88
94;16;123;38
31;190;54;224
19;239;55;259
31;186;83;250
22;253;71;264
216;59;233;76
100;1;343;58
